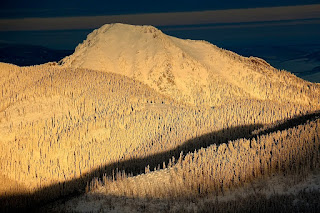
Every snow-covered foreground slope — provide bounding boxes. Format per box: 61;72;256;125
53;172;320;213
51;116;320;213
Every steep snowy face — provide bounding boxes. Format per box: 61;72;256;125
61;23;319;107
61;23;212;105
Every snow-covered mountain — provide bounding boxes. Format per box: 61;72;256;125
61;23;319;106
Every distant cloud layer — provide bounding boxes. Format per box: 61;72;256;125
0;4;319;31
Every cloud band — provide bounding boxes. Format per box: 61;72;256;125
0;4;319;31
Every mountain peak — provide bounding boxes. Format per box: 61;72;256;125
85;23;165;42
60;23;211;105
100;23;162;33
61;23;320;107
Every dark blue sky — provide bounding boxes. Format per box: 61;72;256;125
0;1;319;51
1;0;319;18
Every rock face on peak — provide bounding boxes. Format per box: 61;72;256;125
61;23;320;106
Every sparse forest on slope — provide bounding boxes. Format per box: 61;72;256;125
0;24;320;211
98;115;320;199
62;114;319;213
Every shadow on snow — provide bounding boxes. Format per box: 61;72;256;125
1;110;319;212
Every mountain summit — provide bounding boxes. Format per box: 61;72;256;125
61;23;319;106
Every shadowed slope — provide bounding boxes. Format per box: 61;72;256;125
97;112;320;201
1;111;319;212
